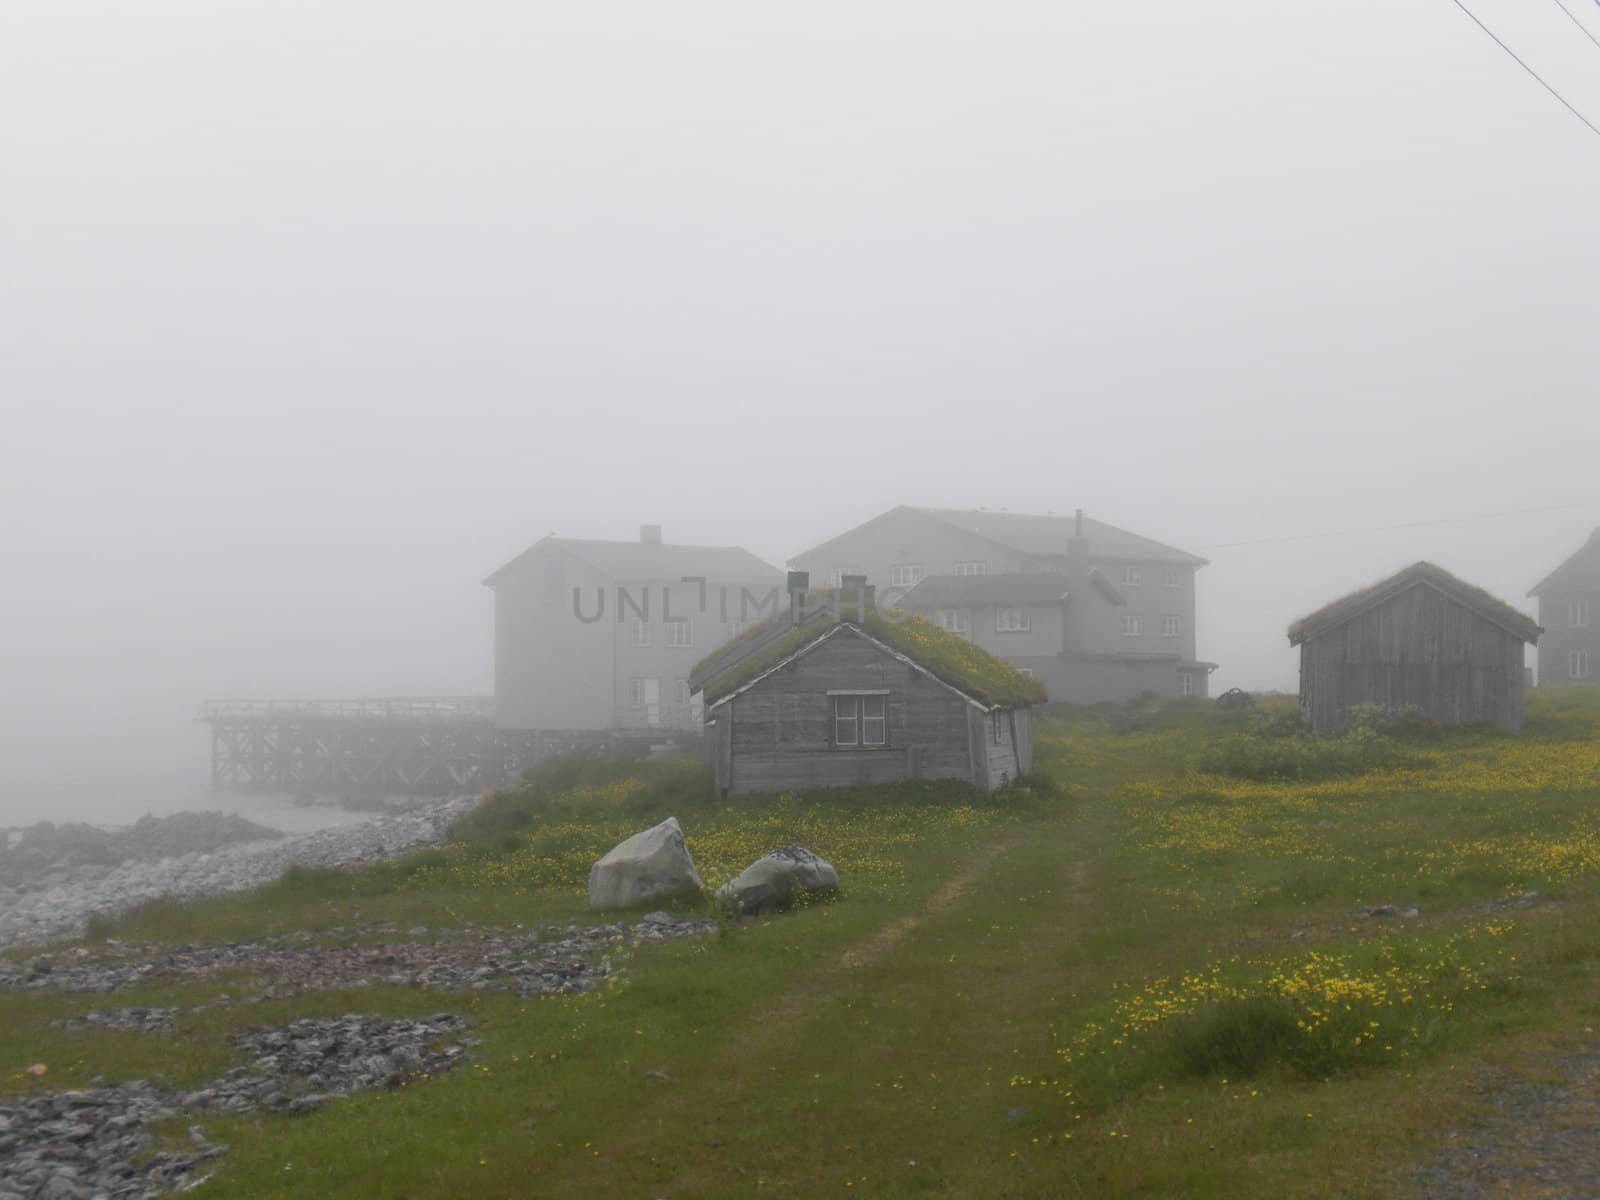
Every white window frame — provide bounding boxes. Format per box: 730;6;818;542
937;609;970;636
1163;565;1181;588
890;563;924;588
996;607;1031;633
829;566;865;587
1121;614;1143;638
1572;649;1590;680
725;619;745;640
830;692;888;748
954;561;987;576
1122;565;1142;587
629;678;645;707
676;678;691;704
1162;613;1180;639
630;618;649;647
1571;599;1591;629
1180;671;1195;697
665;619;694;648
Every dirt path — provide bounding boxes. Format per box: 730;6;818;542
836;829;1031;971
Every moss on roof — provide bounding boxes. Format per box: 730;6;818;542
694;605;1048;708
1288;561;1541;645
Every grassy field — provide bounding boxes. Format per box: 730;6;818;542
7;689;1600;1197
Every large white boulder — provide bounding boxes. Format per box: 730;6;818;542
716;846;839;915
587;817;703;912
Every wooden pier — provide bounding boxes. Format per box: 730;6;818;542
200;697;540;797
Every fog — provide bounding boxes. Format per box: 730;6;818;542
2;0;1597;825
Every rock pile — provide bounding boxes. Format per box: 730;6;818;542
187;1013;472;1116
0;796;478;952
0;1014;471;1199
0;813;282;888
1;913;719;999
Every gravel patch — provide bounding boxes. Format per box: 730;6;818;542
1410;1046;1600;1198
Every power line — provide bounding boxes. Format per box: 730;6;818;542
1551;0;1600;55
1195;502;1593;552
1449;0;1600;141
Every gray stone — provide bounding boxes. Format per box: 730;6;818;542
587;818;702;911
715;846;839;914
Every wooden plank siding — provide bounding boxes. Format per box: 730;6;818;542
1298;583;1529;733
709;626;1029;796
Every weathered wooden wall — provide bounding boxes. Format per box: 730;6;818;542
711;629;1000;796
1299;585;1529;733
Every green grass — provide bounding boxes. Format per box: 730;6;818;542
6;689;1600;1196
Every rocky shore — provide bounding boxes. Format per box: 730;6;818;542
0;798;478;952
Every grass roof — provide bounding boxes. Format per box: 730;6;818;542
693;603;1049;708
1288;561;1541;645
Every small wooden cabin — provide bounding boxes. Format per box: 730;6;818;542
1288;562;1541;733
689;586;1046;798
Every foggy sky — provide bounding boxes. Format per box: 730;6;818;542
3;0;1598;817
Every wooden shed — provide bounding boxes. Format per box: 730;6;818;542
689;592;1047;798
1288;562;1541;733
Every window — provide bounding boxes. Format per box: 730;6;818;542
630;619;649;647
829;566;864;587
1122;565;1142;587
676;679;691;704
725;619;745;639
1180;672;1195;697
1572;650;1590;680
890;563;924;587
954;561;987;576
1121;614;1143;638
1571;599;1591;628
1163;565;1181;588
1018;667;1036;678
665;619;693;647
937;609;971;636
1162;613;1180;639
996;607;1031;633
832;693;887;747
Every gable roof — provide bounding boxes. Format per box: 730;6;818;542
1529;528;1600;596
690;606;1049;709
1288;562;1541;646
484;535;782;587
791;505;1207;568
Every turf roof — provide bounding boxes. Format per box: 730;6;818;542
1288;561;1541;645
692;604;1049;709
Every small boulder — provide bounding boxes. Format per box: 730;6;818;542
716;846;839;914
587;818;702;911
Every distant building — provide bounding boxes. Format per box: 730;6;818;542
1528;528;1600;687
483;526;783;735
689;576;1045;797
790;506;1214;702
1288;562;1541;734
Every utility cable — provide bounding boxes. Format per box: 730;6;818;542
1449;0;1600;141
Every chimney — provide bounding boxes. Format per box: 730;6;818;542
839;573;874;623
640;524;662;545
1063;510;1090;654
788;570;810;626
